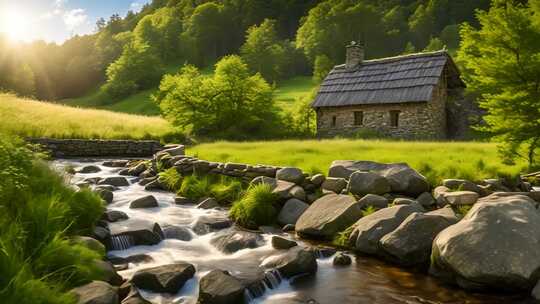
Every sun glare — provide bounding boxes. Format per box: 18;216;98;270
0;8;30;41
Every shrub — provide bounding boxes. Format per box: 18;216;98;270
361;205;377;217
332;225;355;248
177;174;244;204
159;167;183;191
229;183;279;229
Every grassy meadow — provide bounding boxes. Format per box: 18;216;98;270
189;139;526;185
0;93;173;139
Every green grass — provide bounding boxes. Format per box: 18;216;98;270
274;76;316;111
176;174;244;204
0;135;106;304
188;139;526;185
0;93;174;140
229;183;279;229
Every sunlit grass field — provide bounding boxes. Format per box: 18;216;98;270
0;93;173;139
189;139;525;185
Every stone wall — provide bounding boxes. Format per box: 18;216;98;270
29;138;163;158
315;76;447;139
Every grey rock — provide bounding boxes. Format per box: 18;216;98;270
310;174;326;186
161;145;185;156
321;177;348;194
433;186;450;206
104;210;128;222
443;179;484;194
273;180;296;200
349;203;424;255
78;165;101;174
95;188;113;205
197;198;219;209
278;198;309;226
163;226;192;241
393;198;416;205
271;236;297;249
198;270;245;304
333;253;352;266
276;167;305;184
442;191;479;206
430;194;540;291
174;196;194;205
129;195;158;209
102;160;128;167
70;281;118;304
210;231;263;254
296;194;362;239
192;216;232;235
282;224;295;232
98;176;130;187
379;212;455;266
94;260;123;286
144;179;165;191
262;247;317;278
426;206;459;223
289;186;306;201
347;171;390;196
417;192;436;207
250;176;277;188
127;162;147;176
73;236;105;255
132;263;195;294
357;194;389;209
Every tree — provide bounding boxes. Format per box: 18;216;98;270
423;37;445;52
312;55;334;83
153;55;281;139
458;0;540;167
240;19;291;82
402;42;416;54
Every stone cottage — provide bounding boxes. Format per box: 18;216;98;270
311;42;466;139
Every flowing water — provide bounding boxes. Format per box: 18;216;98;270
56;159;533;304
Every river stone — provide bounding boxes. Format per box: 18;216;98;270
379;212;456;266
417;192;436;207
71;281;118;304
443;179;484;194
210;230;263;254
273;180;296;199
198;270;245;304
393;198;416;205
192;216;232;235
161;145;185;156
95;188;113;204
94;260;123;286
102;160;128;168
251;176;277;188
271;236;297;250
276;167;304;184
127;162;147;176
129;195;158;209
262;247;317;278
289;186;306;201
117;228;161;247
175;196;194;205
282;224;295;232
144;179;165;191
333;253;352;266
433;186;450;206
73;236;105;256
132;263;195;294
163;226;192;241
430;194;540;291
426;206;459;222
104;210;128;222
442;191;479;206
347;171;390;196
310;174;326;186
278;198;309;226
78;165;101;174
197;198;219;209
349;203;425;255
98;176;130;187
321;177;348;194
329;160;429;196
296;194;362;239
357;194;389;210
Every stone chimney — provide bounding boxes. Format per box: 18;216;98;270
345;41;364;69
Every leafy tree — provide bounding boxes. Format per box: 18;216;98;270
423;37;445;52
440;24;460;50
408;3;436;48
402;42;416;54
312;55;334;83
458;0;540;167
154;55;281;139
241;19;291;82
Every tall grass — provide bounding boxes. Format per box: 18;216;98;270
229;184;279;229
0;93;173;140
0;134;106;304
189;139;526;185
177;174;244;204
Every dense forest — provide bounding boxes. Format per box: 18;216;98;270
0;0;491;101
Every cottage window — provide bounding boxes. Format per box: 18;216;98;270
354;111;364;126
331;116;337;127
390;110;400;127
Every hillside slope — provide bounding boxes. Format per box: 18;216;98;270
0;93;173;139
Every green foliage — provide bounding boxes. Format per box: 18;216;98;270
458;1;540;167
229;184;279;229
159;167;183;191
332;225;355;248
454;205;472;217
361;205;377;217
0;134;105;303
154;55;282;139
423;37;445;52
285;88;318;137
402;42;416;55
312;55;334;83
177;174;244;204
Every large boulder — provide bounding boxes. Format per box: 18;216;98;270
430;194;540;291
210;230;263;254
321;177;348;194
357;194;389;210
277;198;309;226
132;263;195;294
129;195;158;209
276;167;304;184
347;171;390;195
441;191;479;206
98;176;130;187
329;160;429;196
379;212;456;266
349;203;424;255
192;216;232;235
261;247;317;278
163;226;192;241
95;188;113;205
296;194;362;239
70;281;118;304
442;179;484;194
198;270;245;304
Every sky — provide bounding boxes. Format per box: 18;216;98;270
0;0;151;44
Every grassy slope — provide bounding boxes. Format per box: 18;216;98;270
0;93;173;139
274;76;315;110
188;139;525;184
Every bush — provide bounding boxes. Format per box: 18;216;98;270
159;167;183;191
0;134;106;303
177;174;244;204
229;184;279;229
332;225;355;248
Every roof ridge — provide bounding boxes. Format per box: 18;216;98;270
333;50;448;71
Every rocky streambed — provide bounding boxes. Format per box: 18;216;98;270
55;157;538;304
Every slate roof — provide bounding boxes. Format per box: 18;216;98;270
311;50;465;108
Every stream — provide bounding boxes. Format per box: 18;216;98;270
56;159;532;304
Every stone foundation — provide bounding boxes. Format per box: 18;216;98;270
29;138;163;158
